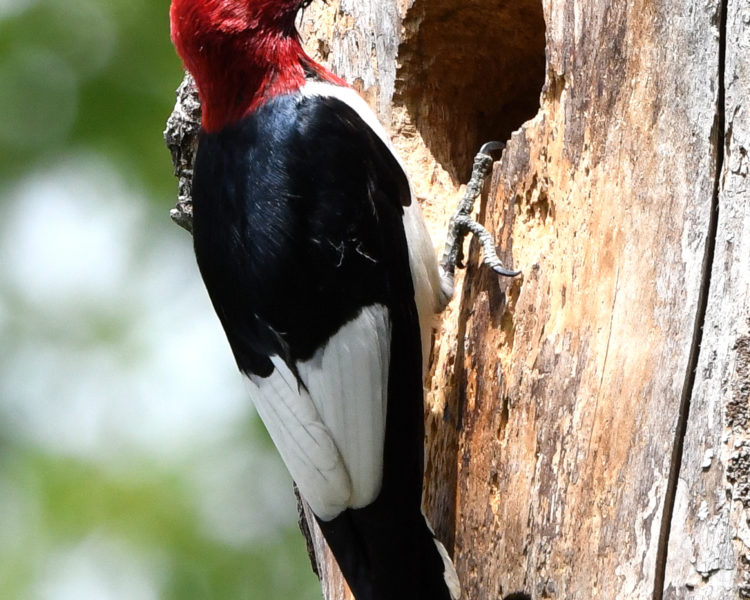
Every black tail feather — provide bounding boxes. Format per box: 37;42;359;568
317;505;455;600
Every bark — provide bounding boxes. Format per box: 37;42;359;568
663;3;750;597
166;1;749;598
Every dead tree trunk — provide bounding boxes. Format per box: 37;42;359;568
167;1;749;598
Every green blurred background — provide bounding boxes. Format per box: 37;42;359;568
0;0;319;597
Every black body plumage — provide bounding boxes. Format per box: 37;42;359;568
191;91;453;599
193;93;409;374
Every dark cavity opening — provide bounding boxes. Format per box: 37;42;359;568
396;0;546;182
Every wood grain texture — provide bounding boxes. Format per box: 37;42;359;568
663;1;750;597
453;0;723;598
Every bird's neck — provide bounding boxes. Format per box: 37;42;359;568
192;32;310;131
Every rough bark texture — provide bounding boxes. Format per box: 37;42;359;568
663;2;750;597
456;1;720;596
166;0;749;598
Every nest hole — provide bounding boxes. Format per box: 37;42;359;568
397;0;546;182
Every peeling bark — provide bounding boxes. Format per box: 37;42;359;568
165;1;749;598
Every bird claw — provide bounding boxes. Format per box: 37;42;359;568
440;142;521;281
478;141;506;155
462;215;522;277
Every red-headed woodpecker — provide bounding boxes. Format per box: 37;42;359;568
168;1;517;598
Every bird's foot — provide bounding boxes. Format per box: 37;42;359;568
439;142;521;292
450;214;521;277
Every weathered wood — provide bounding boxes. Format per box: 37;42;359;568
663;1;750;597
454;1;722;597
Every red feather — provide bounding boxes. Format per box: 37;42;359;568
170;0;346;132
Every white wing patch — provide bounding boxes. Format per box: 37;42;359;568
297;305;391;509
245;357;352;520
244;304;391;521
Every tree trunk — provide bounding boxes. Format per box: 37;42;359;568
167;1;749;598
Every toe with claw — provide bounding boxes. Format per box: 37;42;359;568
439;141;521;299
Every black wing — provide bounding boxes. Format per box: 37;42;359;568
192;92;414;376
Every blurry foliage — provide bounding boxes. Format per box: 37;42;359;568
1;450;316;600
0;0;179;200
0;1;320;598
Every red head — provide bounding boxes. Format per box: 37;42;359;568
170;0;340;131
